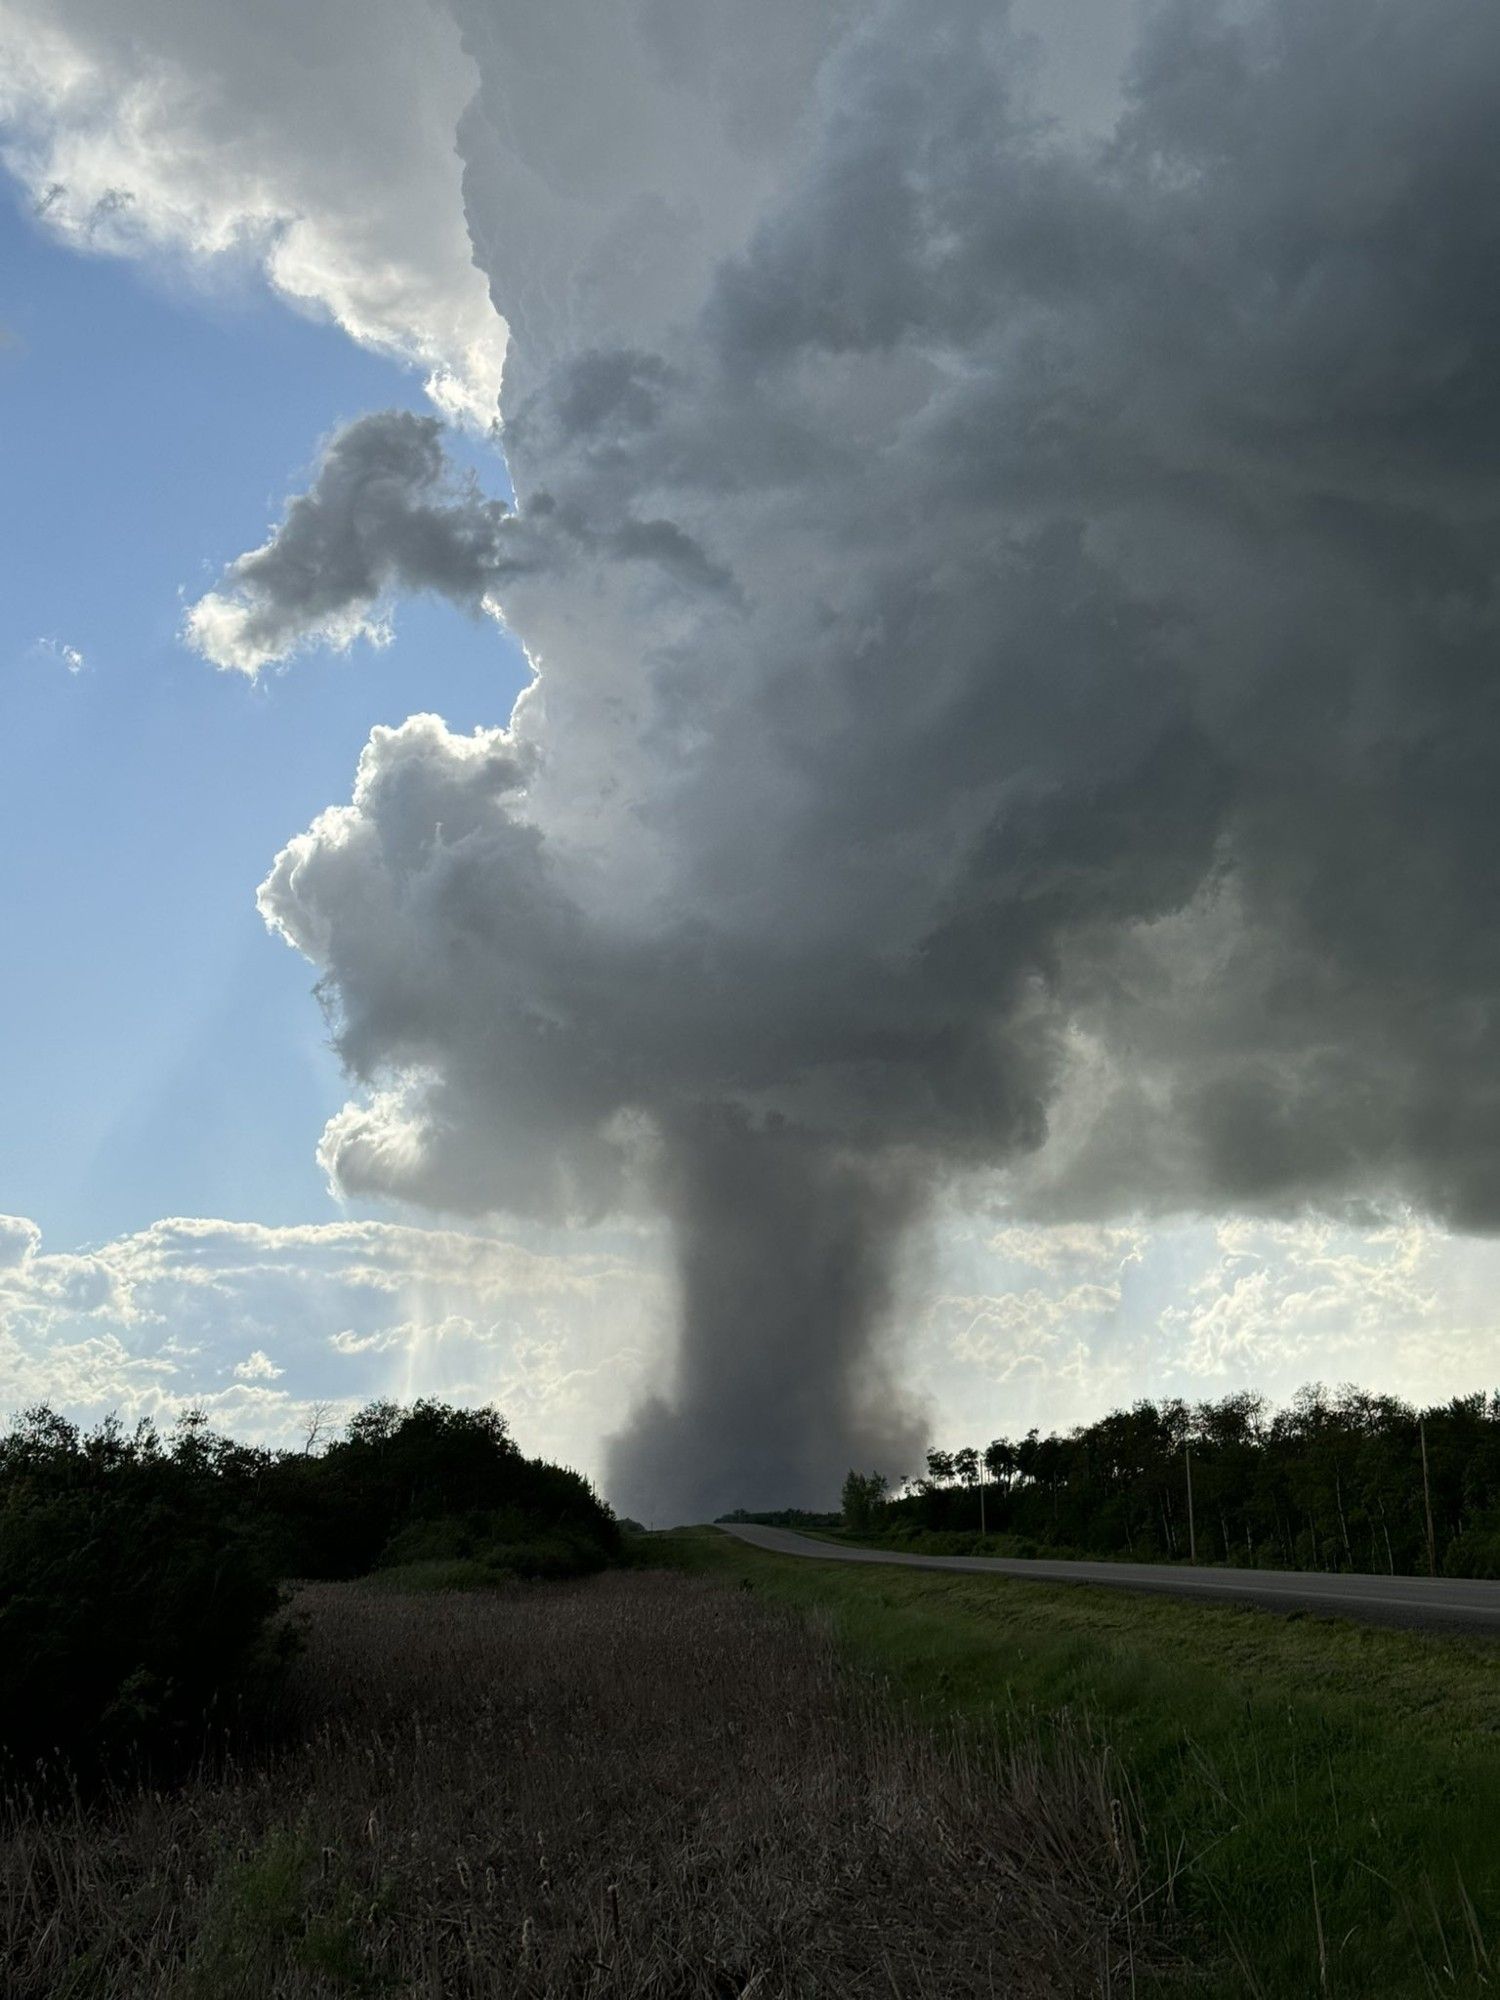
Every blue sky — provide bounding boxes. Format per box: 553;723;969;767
0;189;526;1251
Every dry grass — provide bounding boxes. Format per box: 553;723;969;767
1;1571;1153;1997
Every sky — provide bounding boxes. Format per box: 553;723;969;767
3;0;1500;1519
0;188;523;1244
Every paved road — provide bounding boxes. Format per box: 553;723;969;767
719;1522;1500;1635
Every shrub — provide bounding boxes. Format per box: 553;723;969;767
377;1507;611;1581
0;1398;623;1771
259;1402;620;1579
0;1396;624;1773
1442;1520;1500;1578
0;1409;280;1771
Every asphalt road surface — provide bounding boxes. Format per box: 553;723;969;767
718;1522;1500;1635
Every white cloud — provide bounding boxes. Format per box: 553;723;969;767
1157;1217;1441;1380
982;1222;1148;1283
910;1210;1500;1450
32;637;84;673
232;1347;283;1382
329;1327;402;1358
942;1282;1125;1375
0;0;505;424
0;1212;666;1483
0;1215;41;1268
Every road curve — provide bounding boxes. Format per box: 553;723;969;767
717;1522;1500;1635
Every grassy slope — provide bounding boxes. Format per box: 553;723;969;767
658;1527;1500;2000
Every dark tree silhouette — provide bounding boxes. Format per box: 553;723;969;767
877;1385;1500;1577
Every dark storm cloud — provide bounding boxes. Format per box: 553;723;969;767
247;0;1500;1517
189;404;737;673
188;412;513;671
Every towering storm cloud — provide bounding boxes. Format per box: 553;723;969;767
180;0;1500;1518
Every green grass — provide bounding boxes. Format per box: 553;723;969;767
184;1827;380;1995
805;1523;1059;1559
657;1527;1500;1998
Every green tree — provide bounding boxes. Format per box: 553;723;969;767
841;1469;888;1533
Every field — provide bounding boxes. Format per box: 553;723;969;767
3;1570;1150;1998
10;1535;1495;1997
666;1528;1500;1998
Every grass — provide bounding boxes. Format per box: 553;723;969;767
805;1524;1056;1559
662;1528;1500;1998
362;1555;510;1592
2;1570;1153;1997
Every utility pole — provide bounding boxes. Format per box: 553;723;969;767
979;1452;987;1538
1184;1437;1198;1565
1420;1419;1437;1579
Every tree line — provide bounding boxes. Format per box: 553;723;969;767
0;1398;620;1772
846;1384;1500;1577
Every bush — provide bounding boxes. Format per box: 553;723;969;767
0;1398;623;1772
1442;1521;1500;1578
378;1507;611;1581
870;1526;1045;1560
0;1409;281;1771
259;1401;620;1579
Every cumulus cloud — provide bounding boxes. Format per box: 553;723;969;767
945;1284;1125;1375
185;406;738;674
913;1210;1500;1449
186;413;515;673
0;1225;134;1322
0;1213;663;1473
17;0;1500;1515
982;1223;1148;1283
0;1216;41;1268
0;0;504;422
1158;1219;1440;1379
232;1348;282;1381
